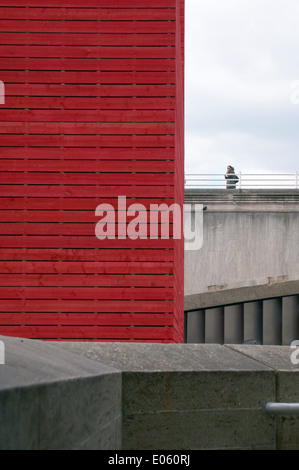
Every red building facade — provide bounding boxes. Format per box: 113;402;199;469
0;0;185;342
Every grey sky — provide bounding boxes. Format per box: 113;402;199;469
185;0;299;176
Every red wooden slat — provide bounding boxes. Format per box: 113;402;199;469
0;8;175;21
0;147;174;160
0;224;175;236
0;261;173;274
0;32;175;46
0;70;175;85
0;326;174;340
0;135;175;147
0;1;176;8
0;186;174;198
0;236;174;249
0;160;174;172
0;286;173;300
0;248;174;262
3;96;175;109
0;274;173;287
0;312;174;326
0;197;175;210
1;46;176;59
0;173;174;185
0;20;175;34
5;83;175;97
0;299;173;313
0;58;175;71
0;109;175;123
0;122;175;135
0;209;176;223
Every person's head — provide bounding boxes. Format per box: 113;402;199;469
227;165;234;173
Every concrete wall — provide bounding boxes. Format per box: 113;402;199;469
1;336;299;450
0;336;122;450
184;189;299;299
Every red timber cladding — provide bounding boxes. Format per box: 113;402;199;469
0;0;185;343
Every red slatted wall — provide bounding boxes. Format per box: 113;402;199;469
0;0;185;342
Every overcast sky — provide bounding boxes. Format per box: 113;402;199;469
185;0;299;177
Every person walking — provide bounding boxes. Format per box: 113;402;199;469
225;165;239;189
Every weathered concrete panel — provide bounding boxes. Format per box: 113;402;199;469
2;338;299;450
58;342;276;450
0;336;122;450
184;190;299;299
227;344;299;450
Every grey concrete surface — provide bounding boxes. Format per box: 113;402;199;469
2;337;299;450
0;336;122;450
56;342;276;450
184;189;299;298
227;344;299;450
185;279;299;312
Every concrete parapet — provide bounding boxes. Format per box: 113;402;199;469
0;336;122;450
185;188;299;213
59;343;275;450
1;337;299;450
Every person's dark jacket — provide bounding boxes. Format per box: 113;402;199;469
225;171;239;189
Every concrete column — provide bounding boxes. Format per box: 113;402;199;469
282;295;299;345
244;301;263;344
205;307;224;344
224;304;244;344
186;310;205;343
263;298;282;345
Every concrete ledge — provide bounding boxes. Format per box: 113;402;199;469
184;280;299;311
185;189;299;212
1;337;299;450
56;342;277;450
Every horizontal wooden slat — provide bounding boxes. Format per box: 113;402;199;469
0;312;174;326
0;173;174;185
0;197;175;210
0;274;173;287
0;299;173;313
0;261;173;274
0;32;175;46
0;109;175;123
0;210;176;223
0;135;174;147
0;70;175;85
5;84;175;97
0;236;174;249
0;248;173;262
0;325;174;340
0;122;175;135
0;160;174;172
0;223;175;236
0;147;174;160
0;186;174;197
1;46;175;59
3;96;175;109
0;58;175;71
0;286;173;300
0;1;176;8
0;20;175;34
0;7;175;21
